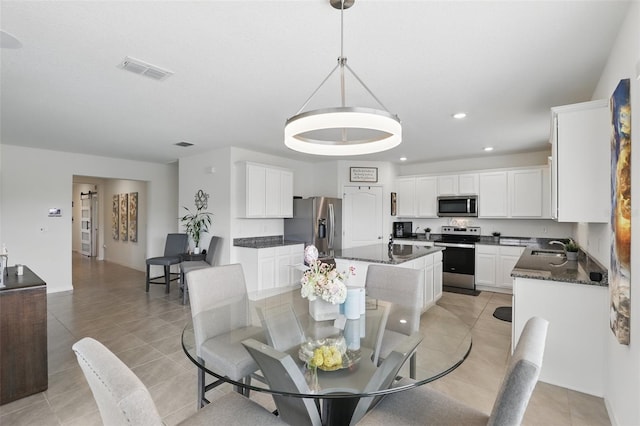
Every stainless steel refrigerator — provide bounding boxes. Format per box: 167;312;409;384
284;197;342;257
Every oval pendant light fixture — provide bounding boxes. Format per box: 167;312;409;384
284;0;401;156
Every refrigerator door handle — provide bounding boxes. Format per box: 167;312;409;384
328;203;335;249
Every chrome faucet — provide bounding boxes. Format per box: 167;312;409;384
549;240;566;249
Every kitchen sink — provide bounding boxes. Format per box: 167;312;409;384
530;249;565;258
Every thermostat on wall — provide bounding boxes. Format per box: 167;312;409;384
48;208;62;217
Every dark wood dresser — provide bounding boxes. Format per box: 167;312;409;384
0;266;48;405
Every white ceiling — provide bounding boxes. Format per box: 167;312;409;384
0;1;631;165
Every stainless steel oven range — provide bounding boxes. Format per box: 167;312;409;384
434;226;480;291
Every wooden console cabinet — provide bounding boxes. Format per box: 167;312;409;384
0;266;48;405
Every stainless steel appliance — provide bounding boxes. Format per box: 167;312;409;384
393;221;413;238
284;197;342;257
434;226;480;290
437;195;478;217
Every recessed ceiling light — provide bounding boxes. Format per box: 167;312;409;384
175;141;194;147
400;157;407;161
452;112;467;119
484;146;494;152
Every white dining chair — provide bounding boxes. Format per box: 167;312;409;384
72;337;285;426
365;264;423;378
357;316;549;426
187;263;265;407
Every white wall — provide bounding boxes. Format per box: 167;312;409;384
589;2;640;425
0;144;178;293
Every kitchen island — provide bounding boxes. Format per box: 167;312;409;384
333;243;445;311
511;248;608;397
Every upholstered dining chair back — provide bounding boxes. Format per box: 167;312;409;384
164;233;189;256
72;337;165;426
349;332;424;425
242;338;322;426
188;263;252;356
365;264;423;376
180;236;222;304
187;264;265;407
256;304;306;352
357;316;549;426
204;236;221;265
72;337;285;426
487;316;549;426
365;264;423;336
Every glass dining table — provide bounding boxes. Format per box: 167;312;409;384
181;287;472;426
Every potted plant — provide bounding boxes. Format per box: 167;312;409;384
425;227;431;240
180;206;213;254
492;231;501;242
565;239;579;261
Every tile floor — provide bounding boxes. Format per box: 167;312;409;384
0;254;610;425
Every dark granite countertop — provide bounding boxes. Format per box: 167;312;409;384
233;235;303;249
394;234;571;251
0;266;46;291
511;247;608;287
332;243;444;265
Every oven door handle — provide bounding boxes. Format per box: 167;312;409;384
434;242;475;249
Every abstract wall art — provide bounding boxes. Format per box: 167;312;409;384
119;193;128;242
112;195;119;240
128;192;138;242
609;78;631;345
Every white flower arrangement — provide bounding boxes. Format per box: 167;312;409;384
300;245;354;305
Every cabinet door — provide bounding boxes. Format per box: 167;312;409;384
433;255;443;301
475;244;498;286
424;262;435;309
280;170;294;218
478;172;508;217
246;164;266;217
396;178;416;217
437;175;458;196
498;246;525;289
258;249;276;290
509;169;542;217
415;177;437;217
458;174;479;195
552;100;609;223
265;168;281;217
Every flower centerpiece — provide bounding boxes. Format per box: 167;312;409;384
301;246;353;320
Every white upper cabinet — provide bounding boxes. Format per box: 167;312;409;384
395;177;417;217
437;175;458;195
479;167;547;219
458;173;479;195
437;173;478;196
509;168;543;217
550;100;609;223
415;177;438;217
238;162;293;218
395;176;437;218
479;172;508;217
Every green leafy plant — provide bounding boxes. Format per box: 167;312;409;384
492;232;501;237
565;239;579;252
180;206;213;249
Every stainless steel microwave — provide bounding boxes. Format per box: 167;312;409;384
437;195;478;217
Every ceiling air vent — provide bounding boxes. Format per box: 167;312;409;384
119;56;173;81
175;141;194;147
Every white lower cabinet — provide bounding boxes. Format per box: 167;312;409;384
237;244;304;297
513;277;607;396
475;244;525;293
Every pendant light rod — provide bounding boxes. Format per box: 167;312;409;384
284;0;401;156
